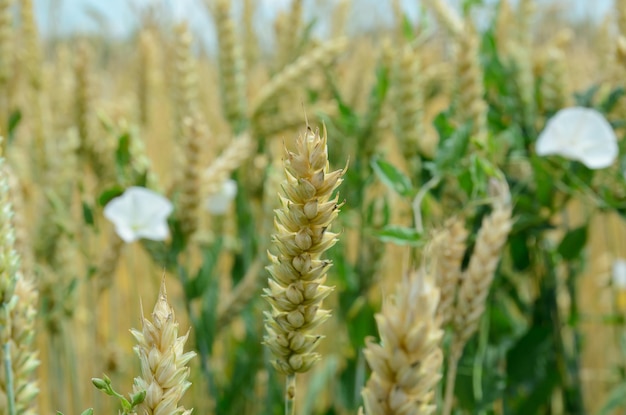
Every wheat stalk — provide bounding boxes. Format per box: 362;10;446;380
361;269;443;415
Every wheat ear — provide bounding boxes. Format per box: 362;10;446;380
538;31;570;113
249;38;348;117
264;124;345;414
456;20;488;147
393;42;425;173
276;0;303;67
361;269;443;415
433;218;468;327
0;161;39;415
138;30;156;126
203;133;256;197
442;181;512;415
422;0;464;38
178;116;204;239
131;279;196;415
213;0;247;130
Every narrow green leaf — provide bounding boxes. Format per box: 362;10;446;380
373;225;422;246
82;201;95;226
557;226;588;260
115;133;131;170
98;187;124;207
80;409;94;415
434;123;471;173
8;109;21;144
371;157;414;197
599;384;626;415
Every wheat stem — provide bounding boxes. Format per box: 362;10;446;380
442;344;462;415
285;374;296;415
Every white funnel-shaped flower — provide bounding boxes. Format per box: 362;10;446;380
536;107;618;169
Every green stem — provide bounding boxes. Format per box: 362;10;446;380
285;374;296;415
473;312;490;411
4;342;16;415
442;344;462;415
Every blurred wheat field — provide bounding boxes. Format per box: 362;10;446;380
0;0;626;415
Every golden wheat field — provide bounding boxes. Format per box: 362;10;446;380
1;0;626;414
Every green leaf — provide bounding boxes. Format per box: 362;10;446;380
8;109;21;144
434;123;471;173
370;157;414;197
557;226;587;260
373;225;422;246
302;355;340;415
599;383;626;415
80;409;94;415
98;186;124;207
573;84;600;107
401;14;413;41
599;86;625;113
82;201;95;226
115;132;131;170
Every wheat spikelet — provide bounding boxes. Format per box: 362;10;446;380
213;0;247;130
6;277;39;415
422;0;464;38
178;116;204;239
3;165;32;278
432;218;468;327
510;0;535;127
96;231;124;292
538;31;571;113
442;180;512;415
495;0;513;59
74;41;92;159
276;0;303;67
73;43;116;184
249;38;348;117
263;124;345;375
242;0;258;70
20;0;48;178
456;21;488;147
19;0;41;91
253;102;337;138
619;0;626;36
172;23;198;139
331;0;351;39
0;161;39;415
393;42;425;173
131;280;196;415
138;29;156;126
453;187;512;347
216;258;263;330
203;133;255;197
361;269;443;415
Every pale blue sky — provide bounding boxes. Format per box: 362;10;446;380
33;0;615;51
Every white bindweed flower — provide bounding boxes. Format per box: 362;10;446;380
613;259;626;290
206;179;237;215
536;107;618;169
104;186;173;243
